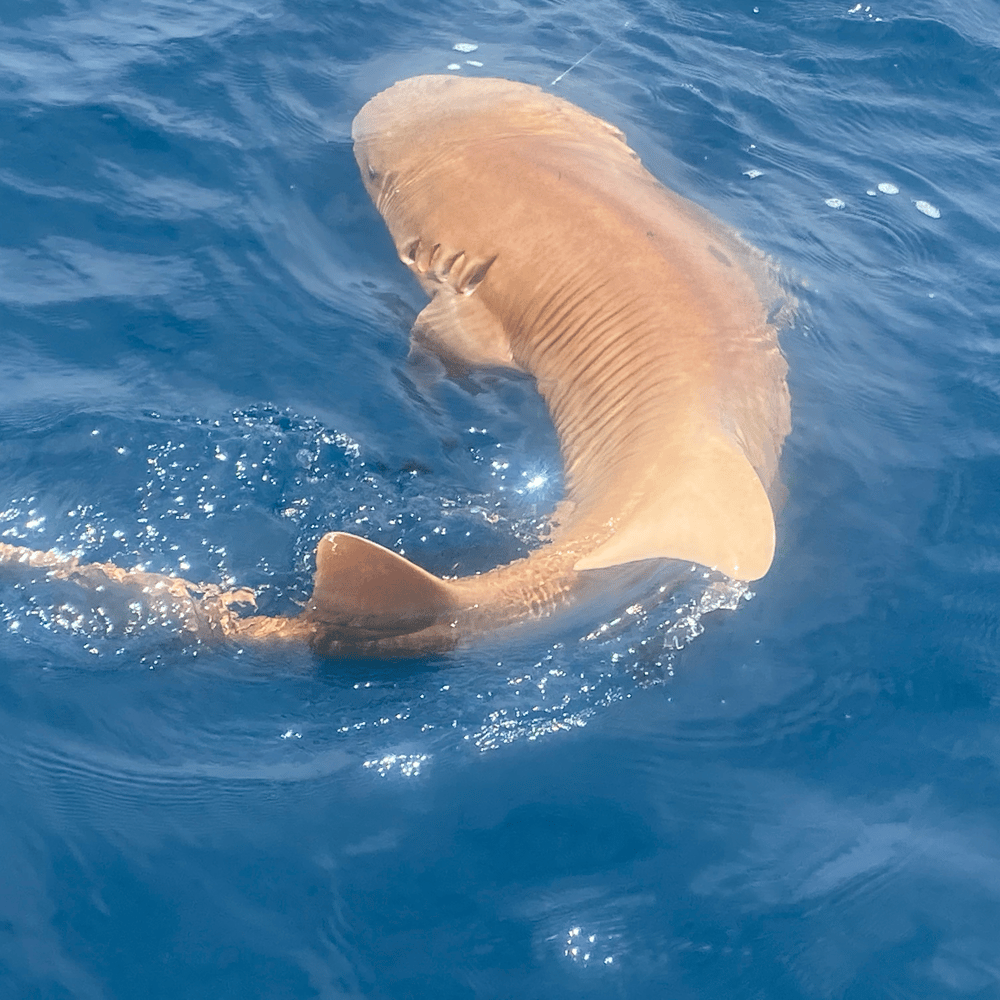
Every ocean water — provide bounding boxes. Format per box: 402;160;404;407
2;0;999;996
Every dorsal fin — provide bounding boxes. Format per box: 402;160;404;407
572;435;776;581
305;532;459;639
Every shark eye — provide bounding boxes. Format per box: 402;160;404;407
367;163;379;181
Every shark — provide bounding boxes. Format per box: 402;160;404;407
0;75;791;656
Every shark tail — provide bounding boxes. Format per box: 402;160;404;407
0;541;256;640
1;534;465;654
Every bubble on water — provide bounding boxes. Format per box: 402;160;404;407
446;63;461;71
562;923;621;967
363;753;428;778
743;169;763;179
453;42;478;52
825;198;846;209
877;182;899;194
914;200;941;219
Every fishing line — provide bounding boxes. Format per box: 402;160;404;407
551;19;632;86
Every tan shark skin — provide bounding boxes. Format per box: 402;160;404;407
0;76;790;656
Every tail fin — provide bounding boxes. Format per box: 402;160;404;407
2;536;463;650
305;532;459;641
0;542;256;640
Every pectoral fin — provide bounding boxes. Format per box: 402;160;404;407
573;437;776;581
306;532;459;639
411;292;521;373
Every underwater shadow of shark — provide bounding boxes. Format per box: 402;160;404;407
0;75;792;658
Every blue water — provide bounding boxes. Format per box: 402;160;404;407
2;0;1000;996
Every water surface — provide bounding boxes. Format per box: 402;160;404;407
2;0;1000;997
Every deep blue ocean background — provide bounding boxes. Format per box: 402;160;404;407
2;0;1000;996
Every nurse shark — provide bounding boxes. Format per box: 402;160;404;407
0;75;791;655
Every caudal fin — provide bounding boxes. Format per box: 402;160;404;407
305;532;459;642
